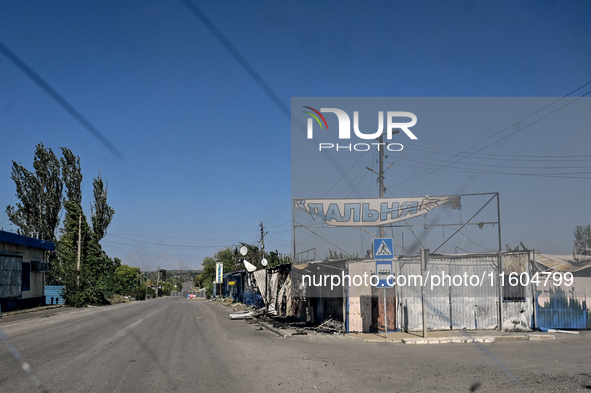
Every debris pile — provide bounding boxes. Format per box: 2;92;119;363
313;318;345;334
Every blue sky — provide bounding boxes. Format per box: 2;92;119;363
1;1;590;270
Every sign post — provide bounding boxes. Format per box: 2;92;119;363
215;262;223;298
374;238;394;338
420;248;429;338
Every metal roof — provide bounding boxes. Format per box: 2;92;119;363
534;253;591;274
0;230;55;251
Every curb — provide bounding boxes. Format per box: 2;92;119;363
0;305;65;317
257;322;289;338
401;334;555;344
364;338;402;343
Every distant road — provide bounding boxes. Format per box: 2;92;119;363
181;281;195;292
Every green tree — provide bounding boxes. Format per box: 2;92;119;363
60;147;82;203
214;247;239;273
574;224;591;253
6;142;63;241
6;143;122;306
54;148;117;305
267;250;292;268
46;148;84;286
195;256;216;298
161;281;174;296
238;243;265;269
114;264;140;296
90;172;115;240
57;201;120;306
56;201;101;306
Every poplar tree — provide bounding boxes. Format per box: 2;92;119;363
91;173;115;241
5;142;62;241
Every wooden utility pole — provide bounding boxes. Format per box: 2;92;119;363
261;222;269;318
378;134;385;238
366;132;397;238
420;248;429;338
155;267;160;298
76;213;82;286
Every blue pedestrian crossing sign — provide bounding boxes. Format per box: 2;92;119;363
373;238;393;259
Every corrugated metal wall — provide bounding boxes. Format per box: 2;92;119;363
0;255;22;298
398;255;502;331
536;277;590;329
326;252;535;333
450;256;499;330
44;285;65;305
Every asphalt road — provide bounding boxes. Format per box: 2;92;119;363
1;297;590;392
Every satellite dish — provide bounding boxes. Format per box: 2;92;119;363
261;258;268;266
240;246;248;256
243;259;256;272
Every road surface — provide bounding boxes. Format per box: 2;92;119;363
1;297;590;392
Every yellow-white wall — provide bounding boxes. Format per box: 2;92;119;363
0;241;46;299
21;272;45;299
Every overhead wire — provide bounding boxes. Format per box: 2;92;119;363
389;80;591;187
322;149;373;197
106;234;230;248
342;151;378;198
390;161;591;179
405;145;591;161
398;152;591;169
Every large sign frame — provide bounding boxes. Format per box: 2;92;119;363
292;193;502;263
295;196;460;227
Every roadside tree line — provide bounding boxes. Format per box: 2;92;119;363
194;243;291;298
5;143;143;306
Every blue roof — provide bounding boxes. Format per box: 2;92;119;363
0;230;55;251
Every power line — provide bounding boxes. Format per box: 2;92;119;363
395;154;591;171
108;233;240;241
322;149;373;197
341;151;378;198
267;219;292;229
296;223;353;257
390;161;591;179
405;145;591;161
105;234;231;248
389;81;591;187
103;243;206;260
270;227;293;234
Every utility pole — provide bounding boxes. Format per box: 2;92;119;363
378;134;385;238
76;213;82;286
420;248;429;338
155;266;160;298
261;222;269;318
366;132;397;239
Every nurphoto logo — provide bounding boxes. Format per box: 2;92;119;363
303;106;418;152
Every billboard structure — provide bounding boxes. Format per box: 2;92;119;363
292;193;502;263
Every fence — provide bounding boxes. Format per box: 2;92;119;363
170;291;206;298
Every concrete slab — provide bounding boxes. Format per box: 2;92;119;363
528;334;555;341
